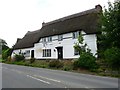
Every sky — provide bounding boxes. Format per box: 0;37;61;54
0;0;114;48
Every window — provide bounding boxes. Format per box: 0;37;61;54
74;48;79;55
24;50;30;57
48;36;52;42
42;38;46;42
43;49;51;57
73;31;79;39
58;35;63;41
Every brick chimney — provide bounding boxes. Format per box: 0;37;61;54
95;4;102;12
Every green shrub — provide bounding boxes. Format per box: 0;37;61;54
14;54;25;61
104;47;120;70
63;66;72;71
49;60;63;68
30;58;35;63
73;52;98;70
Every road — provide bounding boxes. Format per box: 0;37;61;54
1;63;119;89
0;63;2;90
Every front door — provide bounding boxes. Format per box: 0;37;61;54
31;50;34;58
56;47;63;59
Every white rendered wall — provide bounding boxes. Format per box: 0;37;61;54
12;31;97;60
11;47;34;59
34;31;97;59
84;34;97;56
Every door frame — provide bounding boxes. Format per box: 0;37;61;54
55;46;63;59
31;50;34;58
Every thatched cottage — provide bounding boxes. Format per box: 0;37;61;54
12;5;102;59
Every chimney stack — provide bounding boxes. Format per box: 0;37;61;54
42;22;45;26
95;4;102;12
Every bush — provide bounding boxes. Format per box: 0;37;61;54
73;52;98;70
49;60;63;68
30;58;35;63
7;56;11;62
104;47;120;70
14;54;25;61
63;66;72;71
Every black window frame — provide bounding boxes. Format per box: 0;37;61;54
74;48;79;55
43;49;51;57
42;38;46;43
73;31;79;39
47;36;52;42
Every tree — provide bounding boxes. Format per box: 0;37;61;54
0;39;12;60
98;1;120;50
1;39;9;51
98;1;120;70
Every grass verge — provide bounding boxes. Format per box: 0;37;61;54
4;59;120;78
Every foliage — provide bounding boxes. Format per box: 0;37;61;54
1;39;9;51
99;1;120;49
63;66;72;71
14;54;25;61
98;1;120;52
29;58;35;63
98;1;120;70
2;48;12;60
74;33;87;54
73;52;98;70
104;47;120;70
49;60;63;68
0;39;12;60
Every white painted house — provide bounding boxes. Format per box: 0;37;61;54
12;5;102;60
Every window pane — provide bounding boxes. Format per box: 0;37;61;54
43;49;44;57
48;37;52;42
74;48;79;55
43;49;51;57
43;38;46;42
58;35;63;41
73;31;79;39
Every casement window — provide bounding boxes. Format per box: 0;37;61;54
48;36;52;42
73;31;79;39
74;48;79;55
43;49;51;57
24;50;30;57
58;35;63;41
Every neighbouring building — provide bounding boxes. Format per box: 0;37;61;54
12;5;102;60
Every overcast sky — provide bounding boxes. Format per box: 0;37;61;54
0;0;114;47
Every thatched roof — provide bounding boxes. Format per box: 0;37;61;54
13;5;102;50
13;30;41;49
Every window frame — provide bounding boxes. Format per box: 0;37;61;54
74;48;79;55
72;31;79;39
24;50;30;57
43;49;51;57
58;35;63;41
47;36;52;42
42;38;46;43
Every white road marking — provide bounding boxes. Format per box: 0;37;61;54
33;75;61;83
27;75;50;84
